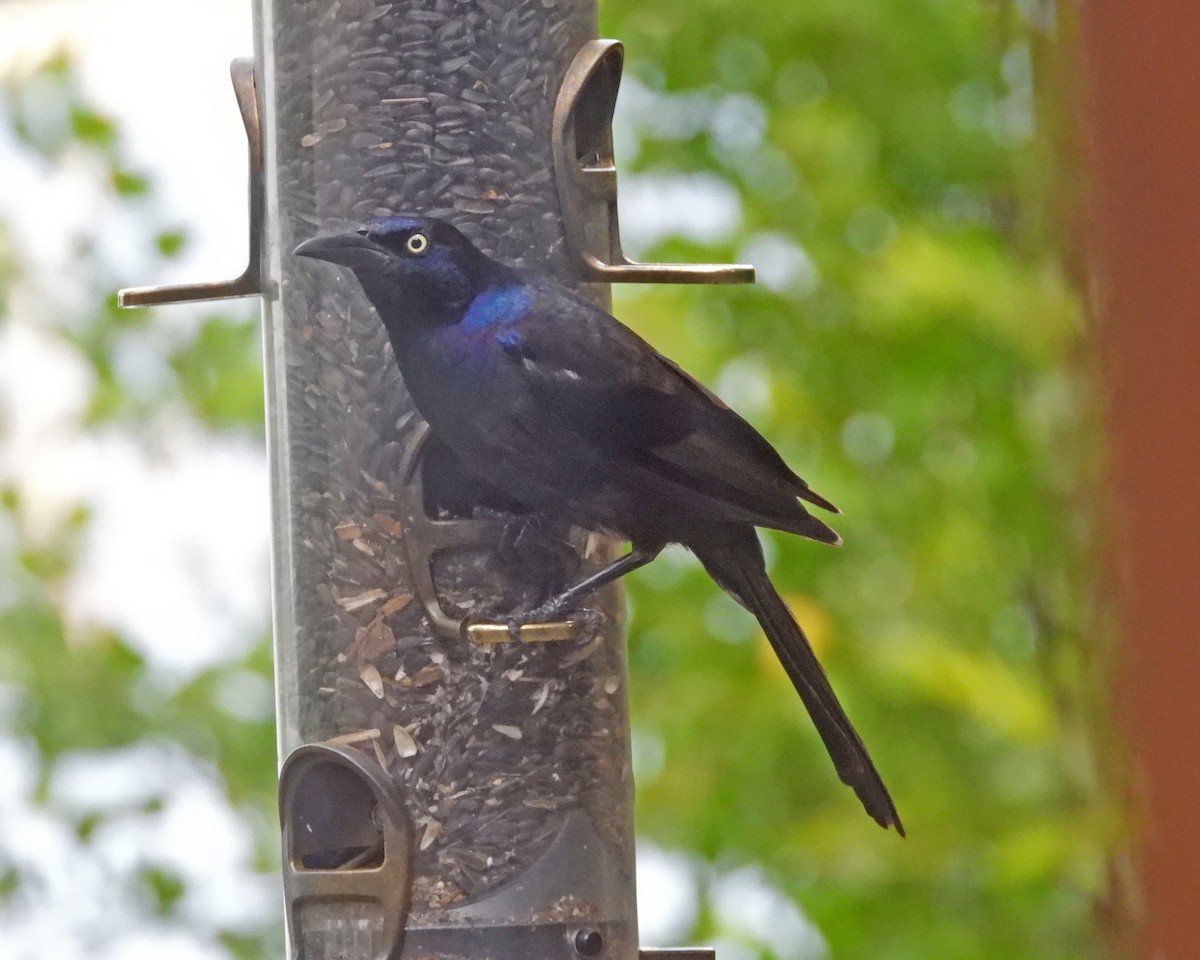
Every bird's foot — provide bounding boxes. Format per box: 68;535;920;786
505;600;601;640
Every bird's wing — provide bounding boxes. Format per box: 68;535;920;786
501;284;838;541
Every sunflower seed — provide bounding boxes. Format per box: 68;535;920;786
393;724;420;758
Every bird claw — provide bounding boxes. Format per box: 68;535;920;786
505;599;568;639
504;599;601;640
569;607;604;637
506;618;521;642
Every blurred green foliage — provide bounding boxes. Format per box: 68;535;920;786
0;1;1114;958
600;1;1113;957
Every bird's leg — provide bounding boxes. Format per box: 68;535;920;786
493;510;532;566
507;542;663;634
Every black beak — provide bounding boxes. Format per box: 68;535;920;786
293;231;382;269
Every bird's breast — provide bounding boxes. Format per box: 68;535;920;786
394;329;521;448
389;331;599;516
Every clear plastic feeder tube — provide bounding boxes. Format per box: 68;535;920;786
255;0;638;958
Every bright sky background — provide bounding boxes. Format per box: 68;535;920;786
1;0;267;679
0;5;279;957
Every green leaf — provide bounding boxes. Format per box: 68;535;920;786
155;230;187;258
112;170;150;197
140;867;186;915
168;313;265;430
70;107;116;147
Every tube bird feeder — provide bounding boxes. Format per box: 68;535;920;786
120;2;752;959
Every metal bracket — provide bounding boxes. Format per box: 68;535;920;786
397;422;579;644
117;57;263;307
552;40;755;285
279;741;413;960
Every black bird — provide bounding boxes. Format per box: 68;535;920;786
295;215;903;834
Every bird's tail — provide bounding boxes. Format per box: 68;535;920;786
694;529;904;835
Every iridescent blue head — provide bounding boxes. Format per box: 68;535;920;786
294;215;507;328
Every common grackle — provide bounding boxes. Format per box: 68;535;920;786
295;215;903;834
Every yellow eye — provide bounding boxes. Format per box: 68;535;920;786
406;233;429;255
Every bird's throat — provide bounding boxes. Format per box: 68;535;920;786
357;274;469;335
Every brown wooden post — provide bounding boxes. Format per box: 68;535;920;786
1083;4;1200;956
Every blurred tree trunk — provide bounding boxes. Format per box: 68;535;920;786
1085;4;1200;957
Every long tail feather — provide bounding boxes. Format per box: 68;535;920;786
695;531;903;834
